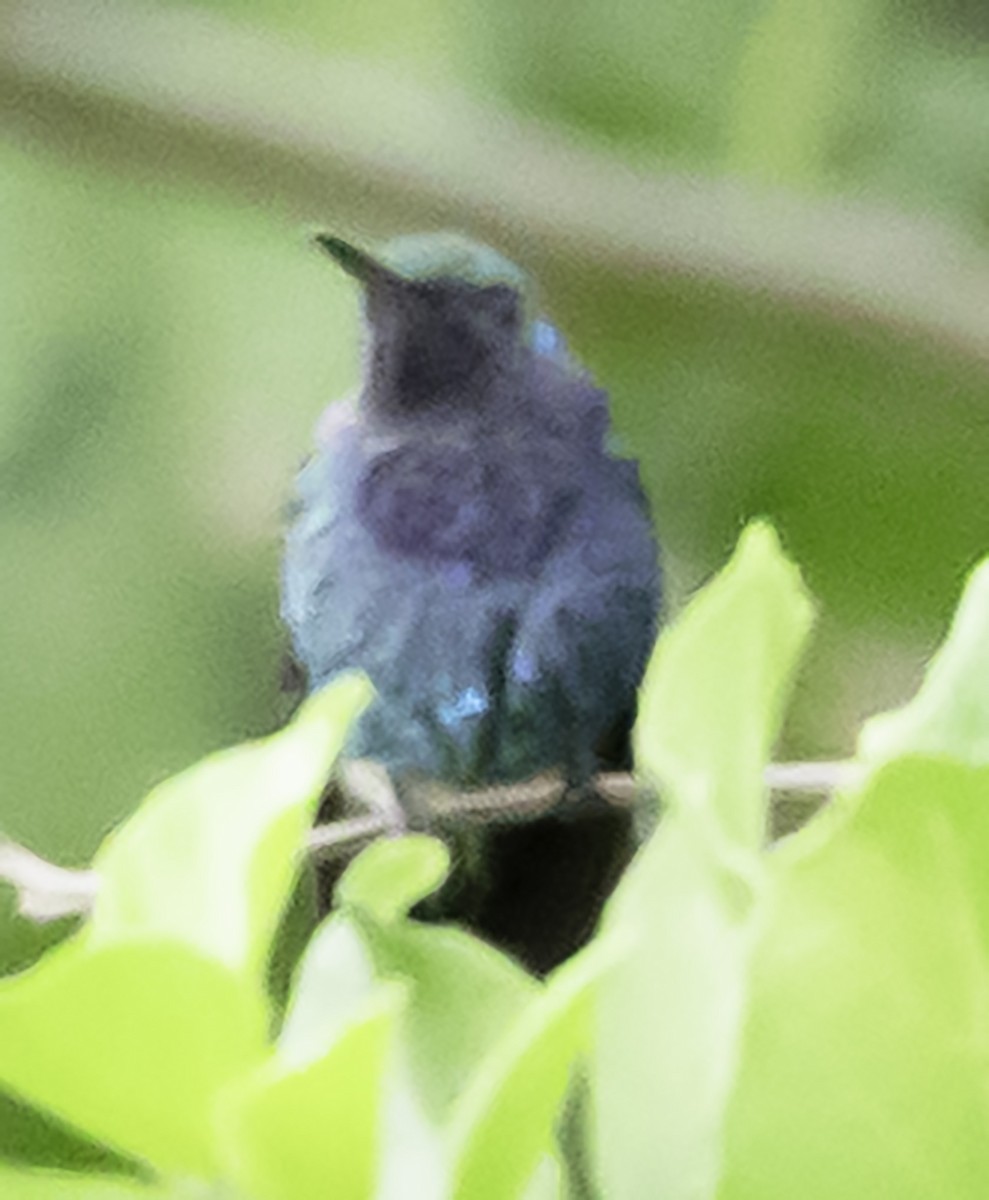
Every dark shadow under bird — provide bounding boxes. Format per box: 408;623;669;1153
281;232;660;973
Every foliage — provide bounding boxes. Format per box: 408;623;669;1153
2;0;988;1186
3;522;989;1196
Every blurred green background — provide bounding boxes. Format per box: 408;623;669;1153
1;0;988;984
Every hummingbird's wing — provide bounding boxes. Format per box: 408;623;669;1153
492;454;660;780
283;430;532;772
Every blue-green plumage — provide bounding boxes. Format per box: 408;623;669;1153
281;232;660;968
283;233;659;783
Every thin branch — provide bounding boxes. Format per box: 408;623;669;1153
0;838;98;921
407;771;567;825
764;760;865;792
338;758;407;836
310;759;863;861
306;813;389;859
0;759;863;912
2;1;989;370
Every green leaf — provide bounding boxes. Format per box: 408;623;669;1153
595;521;814;1200
340;837;537;1109
595;823;761;1200
0;940;266;1177
520;1156;563;1200
266;857;320;1015
365;921;537;1120
450;937;619;1200
90;675;371;978
861;555;989;767
337;834;450;925
334;836;536;1119
277;909;448;1200
0;680;367;1180
216;990;401;1200
720;757;989;1198
276;844;536;1197
0;1167;167;1198
278;915;380;1069
633;520;815;852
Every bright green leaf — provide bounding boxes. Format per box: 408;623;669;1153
521;1156;562;1200
278;909;448;1200
595;521;813;1200
634;520;814;853
594;820;762;1200
337;835;450;924
278;915;380;1069
861;555;989;767
0;940;266;1177
216;990;400;1200
334;836;536;1120
278;844;536;1196
373;1054;448;1200
91;675;371;979
365;921;537;1120
450;937;619;1200
720;757;989;1198
0;1166;161;1199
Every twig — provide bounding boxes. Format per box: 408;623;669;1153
0;838;98;921
2;1;989;370
338;758;407;836
407;771;567;825
764;760;865;792
306;813;389;859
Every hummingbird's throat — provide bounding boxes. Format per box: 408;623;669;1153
368;324;503;415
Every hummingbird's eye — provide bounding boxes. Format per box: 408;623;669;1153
484;285;520;328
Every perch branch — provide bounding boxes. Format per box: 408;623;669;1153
2;1;989;368
0;760;866;912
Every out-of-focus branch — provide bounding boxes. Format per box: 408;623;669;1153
3;1;989;369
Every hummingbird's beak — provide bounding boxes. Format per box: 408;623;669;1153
313;234;400;289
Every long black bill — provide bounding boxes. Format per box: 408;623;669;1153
312;234;401;288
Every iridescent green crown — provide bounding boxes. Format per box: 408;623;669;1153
377;232;531;295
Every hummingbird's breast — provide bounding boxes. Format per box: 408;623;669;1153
356;433;581;581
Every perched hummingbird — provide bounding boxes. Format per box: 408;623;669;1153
282;232;660;970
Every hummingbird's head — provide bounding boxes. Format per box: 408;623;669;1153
315;232;535;419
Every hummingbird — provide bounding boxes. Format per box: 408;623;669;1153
281;232;660;970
